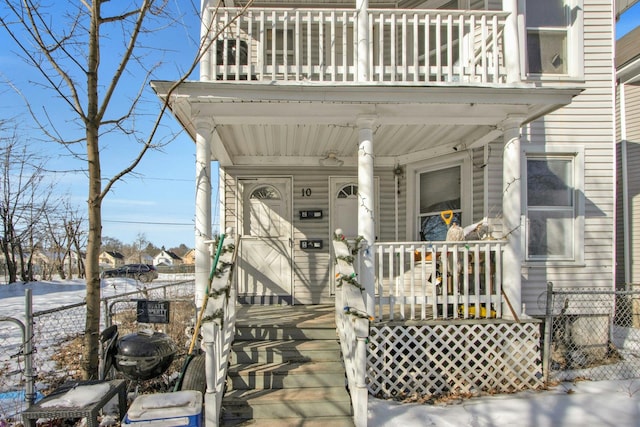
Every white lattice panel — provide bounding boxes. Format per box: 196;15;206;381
367;321;543;398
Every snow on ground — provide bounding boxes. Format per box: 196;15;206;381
2;278;640;426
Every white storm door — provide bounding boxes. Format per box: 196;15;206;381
238;178;293;304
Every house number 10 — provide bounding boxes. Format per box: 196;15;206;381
302;188;312;197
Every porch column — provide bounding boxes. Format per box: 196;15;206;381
357;116;376;314
502;117;523;318
502;0;522;83
195;117;214;308
356;0;369;82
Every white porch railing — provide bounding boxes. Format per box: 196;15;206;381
205;7;511;84
333;235;369;427
201;236;239;427
373;241;505;321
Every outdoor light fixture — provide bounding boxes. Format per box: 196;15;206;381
319;152;344;167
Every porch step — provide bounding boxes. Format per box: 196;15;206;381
228;361;346;390
231;339;342;364
235;325;338;341
222;387;352;420
221;305;353;427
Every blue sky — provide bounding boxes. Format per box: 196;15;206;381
0;1;205;249
618;1;640;38
0;2;639;250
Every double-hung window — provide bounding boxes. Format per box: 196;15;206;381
523;0;583;78
524;147;584;264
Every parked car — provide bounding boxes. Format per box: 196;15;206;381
101;264;159;283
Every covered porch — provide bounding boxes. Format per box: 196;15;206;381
152;80;580;321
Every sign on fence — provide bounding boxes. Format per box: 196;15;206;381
136;300;171;324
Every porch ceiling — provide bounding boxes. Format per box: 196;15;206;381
152;81;581;167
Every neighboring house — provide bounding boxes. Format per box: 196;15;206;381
153;0;632;422
125;254;154;265
182;248;196;265
153;248;183;266
98;251;124;268
616;26;640;288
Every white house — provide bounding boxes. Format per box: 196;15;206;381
153;248;182;266
152;0;630;425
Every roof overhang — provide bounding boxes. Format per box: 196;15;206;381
151;81;582;167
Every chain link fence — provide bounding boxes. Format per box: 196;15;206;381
544;283;640;382
0;280;195;423
0;316;33;423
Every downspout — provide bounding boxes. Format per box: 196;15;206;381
620;82;631;285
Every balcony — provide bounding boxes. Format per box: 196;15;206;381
203;7;514;85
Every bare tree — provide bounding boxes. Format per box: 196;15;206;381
42;202;87;279
0;119;53;284
0;0;253;378
129;232;150;263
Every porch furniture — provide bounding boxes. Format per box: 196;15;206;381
21;379;127;427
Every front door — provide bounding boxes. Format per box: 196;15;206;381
238;177;293;304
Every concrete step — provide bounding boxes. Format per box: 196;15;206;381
228;361;346;390
235;325;338;341
222;387;352;420
231;339;342;364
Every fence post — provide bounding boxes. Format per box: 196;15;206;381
542;281;553;384
24;289;36;407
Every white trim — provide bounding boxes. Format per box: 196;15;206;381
521;144;585;267
405;153;473;241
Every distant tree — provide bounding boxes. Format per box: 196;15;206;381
170;243;189;256
101;236;124;254
128;232;149;263
0;119;54;283
41;202;86;280
144;242;160;257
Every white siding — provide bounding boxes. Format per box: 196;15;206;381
521;0;616;314
222;165;399;304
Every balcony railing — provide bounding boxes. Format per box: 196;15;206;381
373;240;505;321
204;7;511;84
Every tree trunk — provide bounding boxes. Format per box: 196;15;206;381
82;0;102;380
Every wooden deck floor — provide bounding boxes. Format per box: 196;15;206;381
235;304;336;328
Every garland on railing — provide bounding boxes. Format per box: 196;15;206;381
333;232;366;256
208;285;230;300
335;272;364;291
343;305;374;322
333;232;367;292
202;308;225;328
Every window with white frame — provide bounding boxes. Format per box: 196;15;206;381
524;150;583;263
418;165;463;241
523;0;583;78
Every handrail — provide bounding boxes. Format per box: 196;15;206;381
332;232;369;427
201;232;240;427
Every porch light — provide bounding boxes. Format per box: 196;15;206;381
319;152;344;167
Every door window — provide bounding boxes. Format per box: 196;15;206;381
246;184;284;237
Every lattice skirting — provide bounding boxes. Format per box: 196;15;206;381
367;321;543;398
